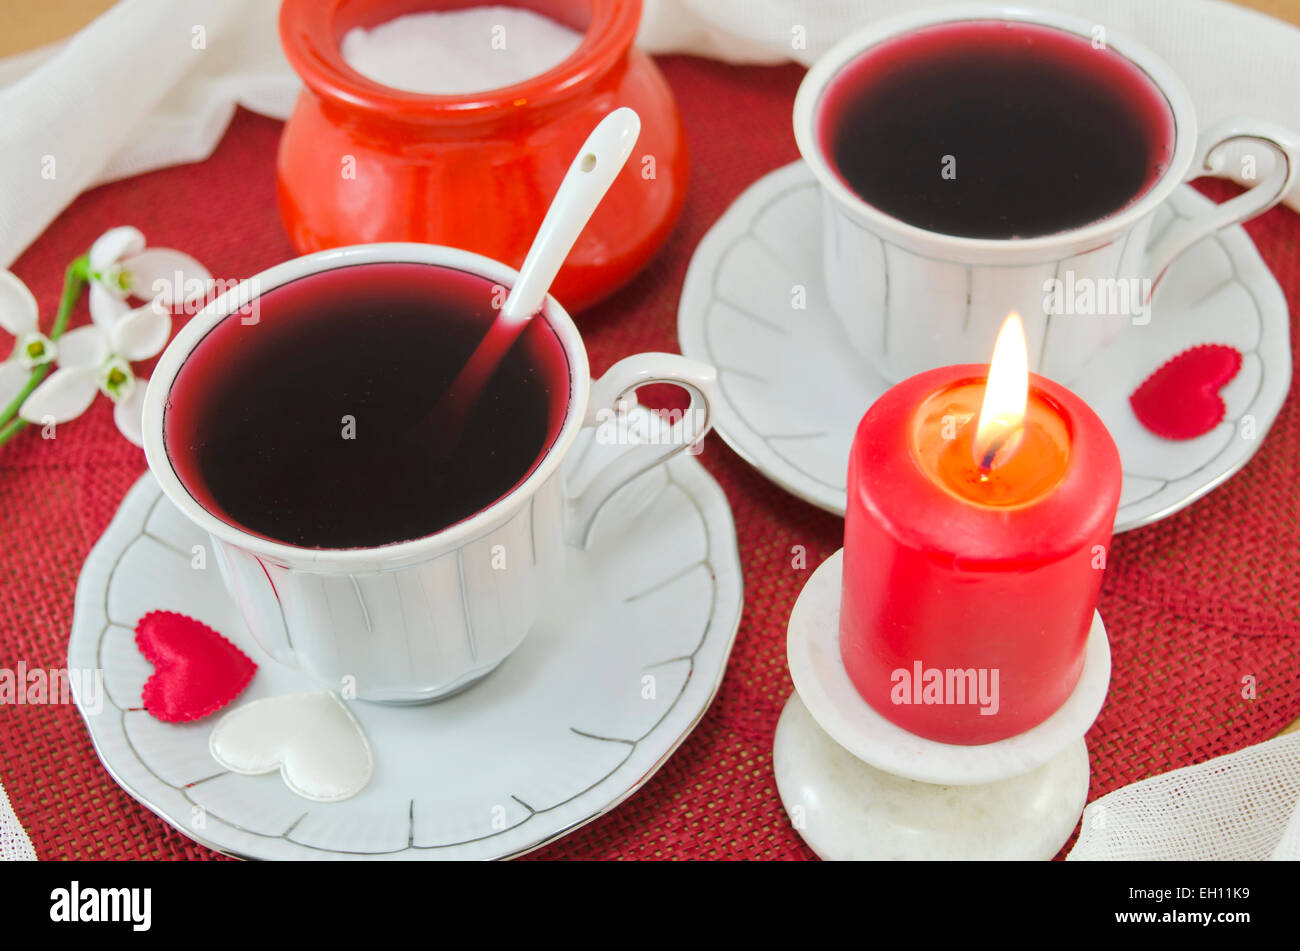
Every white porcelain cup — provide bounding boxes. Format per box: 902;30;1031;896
142;243;716;704
793;5;1300;384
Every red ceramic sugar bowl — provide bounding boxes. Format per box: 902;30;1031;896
277;0;688;312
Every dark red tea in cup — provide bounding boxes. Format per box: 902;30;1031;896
163;262;570;549
815;20;1176;238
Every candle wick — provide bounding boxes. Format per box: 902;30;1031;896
977;429;1016;474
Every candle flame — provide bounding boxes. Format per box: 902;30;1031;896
973;313;1029;472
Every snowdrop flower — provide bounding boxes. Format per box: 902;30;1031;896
0;269;57;411
84;226;209;329
20;227;210;446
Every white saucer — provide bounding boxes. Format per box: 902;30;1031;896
68;418;743;860
784;550;1110;786
678;161;1291;531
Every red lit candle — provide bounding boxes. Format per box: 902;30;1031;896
840;315;1121;745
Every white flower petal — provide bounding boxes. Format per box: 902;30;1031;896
110;304;171;361
113;379;147;447
89;280;130;333
121;249;211;306
89;226;145;271
0;269;39;336
55;325;110;369
19;366;99;425
0;360;32;411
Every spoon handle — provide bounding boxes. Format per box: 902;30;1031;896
500;107;641;323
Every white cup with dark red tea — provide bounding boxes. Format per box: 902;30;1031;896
141;243;716;704
793;5;1299;384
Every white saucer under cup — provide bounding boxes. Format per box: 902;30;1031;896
68;417;743;861
678;162;1290;529
772;551;1111;861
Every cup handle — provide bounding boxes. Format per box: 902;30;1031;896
565;353;716;548
1145;116;1300;290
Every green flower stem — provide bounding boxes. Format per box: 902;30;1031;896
0;415;24;449
52;255;90;337
0;255;90;440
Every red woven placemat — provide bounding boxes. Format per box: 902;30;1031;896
1;56;1297;861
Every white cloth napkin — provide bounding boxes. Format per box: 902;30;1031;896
1;0;1298;860
0;778;36;860
1069;732;1300;860
0;0;292;268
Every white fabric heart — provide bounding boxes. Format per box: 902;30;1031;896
209;692;373;803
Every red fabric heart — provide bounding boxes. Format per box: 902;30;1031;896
1129;344;1243;440
135;611;256;723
